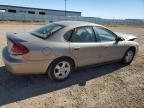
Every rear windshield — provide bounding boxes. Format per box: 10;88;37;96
30;23;64;39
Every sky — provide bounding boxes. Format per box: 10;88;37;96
0;0;144;19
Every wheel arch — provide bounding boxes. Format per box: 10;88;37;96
128;46;136;54
123;46;136;58
121;46;136;64
47;56;76;73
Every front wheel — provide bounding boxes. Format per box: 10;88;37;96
47;58;74;81
122;48;135;65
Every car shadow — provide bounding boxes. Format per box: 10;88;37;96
0;63;125;106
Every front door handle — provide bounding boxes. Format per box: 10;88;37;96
73;47;80;51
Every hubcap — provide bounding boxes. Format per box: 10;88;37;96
125;50;134;63
54;61;71;79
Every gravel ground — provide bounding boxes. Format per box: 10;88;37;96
0;24;144;108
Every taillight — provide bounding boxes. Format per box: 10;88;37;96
11;42;29;55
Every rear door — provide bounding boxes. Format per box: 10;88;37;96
69;26;104;67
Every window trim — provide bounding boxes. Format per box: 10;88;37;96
65;26;98;43
93;26;118;42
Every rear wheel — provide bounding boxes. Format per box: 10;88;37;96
122;48;135;65
47;58;74;81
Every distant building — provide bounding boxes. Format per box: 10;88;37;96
0;5;143;24
0;5;81;16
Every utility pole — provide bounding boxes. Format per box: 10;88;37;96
65;0;67;16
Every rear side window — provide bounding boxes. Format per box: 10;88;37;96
70;26;96;42
64;30;73;41
31;23;64;39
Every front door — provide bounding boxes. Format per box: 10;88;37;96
93;26;126;62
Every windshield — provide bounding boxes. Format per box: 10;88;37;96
30;23;64;39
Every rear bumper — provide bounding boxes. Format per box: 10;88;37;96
2;47;53;74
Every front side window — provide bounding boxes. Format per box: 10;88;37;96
94;27;117;42
70;26;96;42
31;23;64;39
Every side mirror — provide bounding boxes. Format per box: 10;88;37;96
116;37;122;42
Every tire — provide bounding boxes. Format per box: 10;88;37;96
122;48;135;65
47;58;74;81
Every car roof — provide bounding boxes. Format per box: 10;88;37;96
53;21;104;28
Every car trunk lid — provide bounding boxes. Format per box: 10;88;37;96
6;32;38;55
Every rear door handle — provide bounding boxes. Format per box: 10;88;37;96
73;47;80;51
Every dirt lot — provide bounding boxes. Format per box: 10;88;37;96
0;24;144;108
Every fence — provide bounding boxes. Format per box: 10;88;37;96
0;12;144;24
